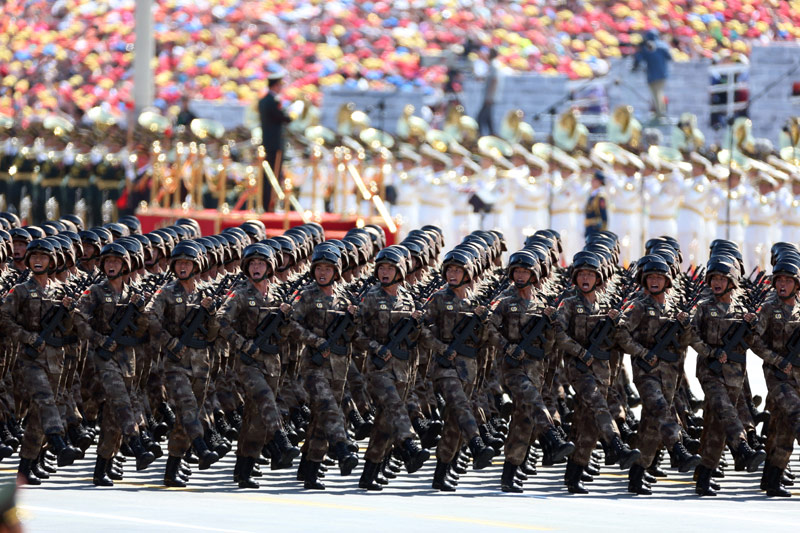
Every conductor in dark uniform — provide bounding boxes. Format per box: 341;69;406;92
258;69;291;211
584;170;608;237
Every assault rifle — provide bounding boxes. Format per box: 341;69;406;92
310;276;376;366
505;284;571;368
166;273;244;361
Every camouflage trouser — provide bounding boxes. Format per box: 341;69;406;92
302;366;349;462
0;364;15;423
364;370;414;463
236;355;282;459
566;357;617;467
763;373;800;470
18;350;64;460
502;359;553;465
216;356;241;414
632;361;682;468
57;351;82;427
94;353;139;460
434;376;479;464
736;376;756;432
164;350;210;457
698;377;745;469
542;352;563;425
409;350;435;420
279;357;308;412
344;354;370;415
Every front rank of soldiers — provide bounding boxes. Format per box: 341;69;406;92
0;211;796;499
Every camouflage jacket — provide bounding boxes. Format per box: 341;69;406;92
145;279;220;349
553;292;603;360
216;278;290;358
487;290;554;360
287;282;357;379
752;296;800;373
354;285;425;379
615;292;690;361
0;277;65;346
74;279;148;348
421;286;488;356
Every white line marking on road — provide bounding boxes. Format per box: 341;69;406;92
20;505;257;533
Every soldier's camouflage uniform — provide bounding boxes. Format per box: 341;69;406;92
752;297;800;471
0;278;67;460
74;280;148;460
216;279;287;459
487;292;555;465
287;282;354;463
554;293;620;467
354;285;423;463
616;292;690;468
146;280;219;458
421;286;486;464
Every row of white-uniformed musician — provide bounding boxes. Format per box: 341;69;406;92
283;146;800;271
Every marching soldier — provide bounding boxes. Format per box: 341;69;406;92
1;239;82;484
752;257;800;497
216;243;300;488
487;250;574;492
354;246;430;490
74;242;156;486
146;240;221;487
286;243;360;490
554;251;640;494
615;256;700;495
689;258;769;496
421;249;496;491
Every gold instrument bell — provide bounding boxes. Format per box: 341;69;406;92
426;129;451;153
780;146;800;166
138;110;170;133
43;115;74;137
359;128;395;151
459;115;479;144
190;118;225;141
304;125;336;146
717;149;752;171
407;116;430;143
87;106;117;130
478;135;514;169
500;109;534;144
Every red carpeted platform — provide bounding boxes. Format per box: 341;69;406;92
135;207;397;243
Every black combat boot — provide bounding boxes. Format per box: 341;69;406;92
275;429;301;463
683;434;701;454
399;438;430;474
604;435;640;470
648;448;667;477
747;429;764;451
303;460;326;490
148;415;169;443
67;424;93;452
432;460;456;492
93;456;113;487
583;462;600;476
0;441;12;461
694;465;717;496
214;410;234;440
192;436;220;470
495;392;514;418
381;456;396;480
233;455;243;483
734;440;766;473
140;430;164;459
164;456;187;488
107;458;124;481
158;402;177;429
501;461;523;493
238;456;260;489
468;436;495;470
127;435;156;471
762;463;791;497
358;460;383;491
32;456;50;480
333;441;358;476
348;409;373;441
627;464;652;495
624;382;641;407
422;419;443;449
565;460;588;494
479;424;504;452
47;433;82;467
18;457;41;486
543;427;575;463
206;426;231;458
1;421;19;450
671;441;701;473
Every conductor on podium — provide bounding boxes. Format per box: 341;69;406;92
258;69;291;211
